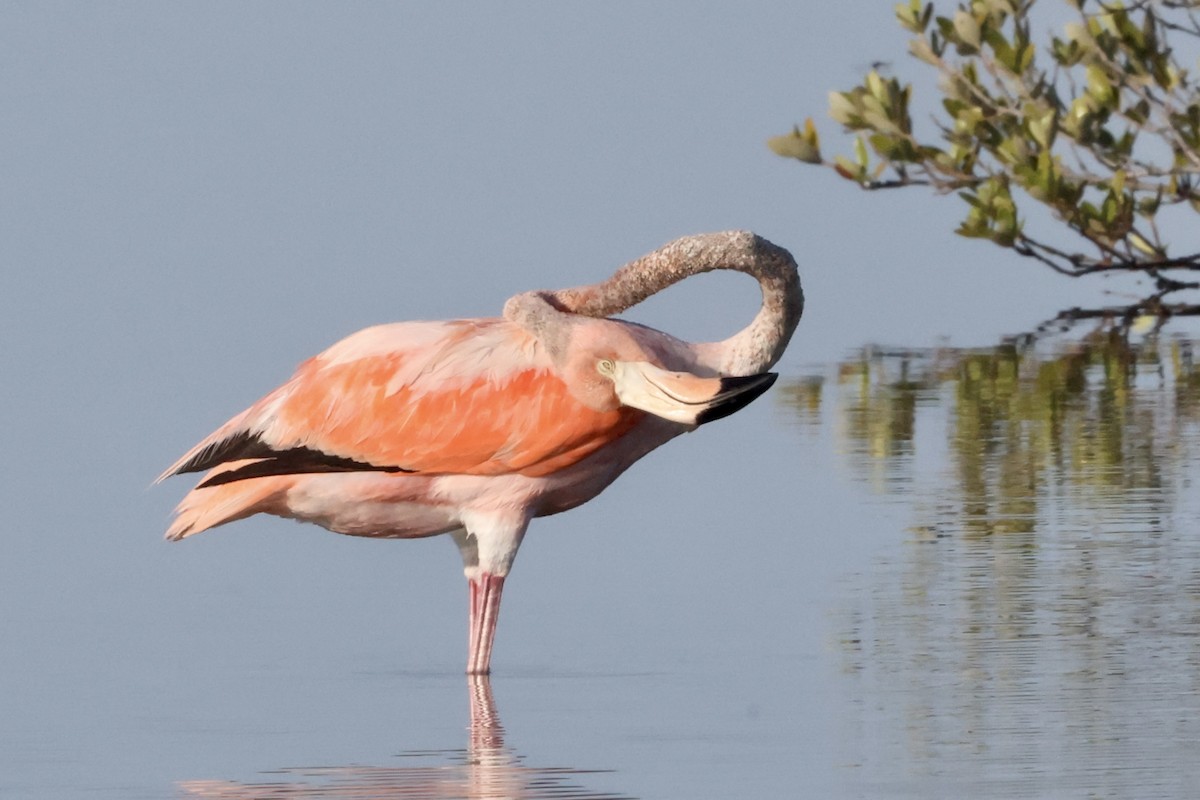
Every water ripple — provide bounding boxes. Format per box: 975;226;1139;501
176;677;634;800
788;332;1200;799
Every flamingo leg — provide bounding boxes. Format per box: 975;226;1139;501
467;573;506;675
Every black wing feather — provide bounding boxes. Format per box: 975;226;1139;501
195;446;410;488
171;430;280;476
171;430;414;488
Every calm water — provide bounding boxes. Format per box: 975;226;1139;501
790;329;1200;798
5;327;1200;799
173;677;636;799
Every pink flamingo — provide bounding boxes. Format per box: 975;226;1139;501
158;231;802;674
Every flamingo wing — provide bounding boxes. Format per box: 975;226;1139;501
161;319;643;486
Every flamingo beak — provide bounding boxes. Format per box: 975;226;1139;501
695;372;779;424
605;361;778;426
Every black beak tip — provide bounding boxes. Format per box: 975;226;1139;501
695;372;779;426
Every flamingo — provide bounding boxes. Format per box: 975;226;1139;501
158;230;803;674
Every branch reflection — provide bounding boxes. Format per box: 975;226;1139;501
783;327;1200;531
780;324;1200;797
176;676;632;800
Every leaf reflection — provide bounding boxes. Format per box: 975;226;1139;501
781;327;1200;797
176;676;632;800
785;330;1200;535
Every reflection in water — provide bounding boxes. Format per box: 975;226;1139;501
176;676;632;800
785;329;1200;798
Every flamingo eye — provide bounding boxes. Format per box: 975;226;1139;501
596;359;616;376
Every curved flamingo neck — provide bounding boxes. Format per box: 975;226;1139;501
507;231;803;376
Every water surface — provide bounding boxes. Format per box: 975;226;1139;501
791;329;1200;799
5;327;1200;799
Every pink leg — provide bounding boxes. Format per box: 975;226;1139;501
467;573;506;675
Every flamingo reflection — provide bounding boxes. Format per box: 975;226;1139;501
176;676;632;799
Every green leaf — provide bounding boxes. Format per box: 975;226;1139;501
833;155;865;182
768;133;819;163
984;27;1017;73
1027;105;1057;150
1136;190;1163;218
1128;231;1160;256
895;0;927;32
766;120;823;163
909;35;939;65
829;92;861;127
953;10;981;50
866;70;887;104
1085;64;1117;109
